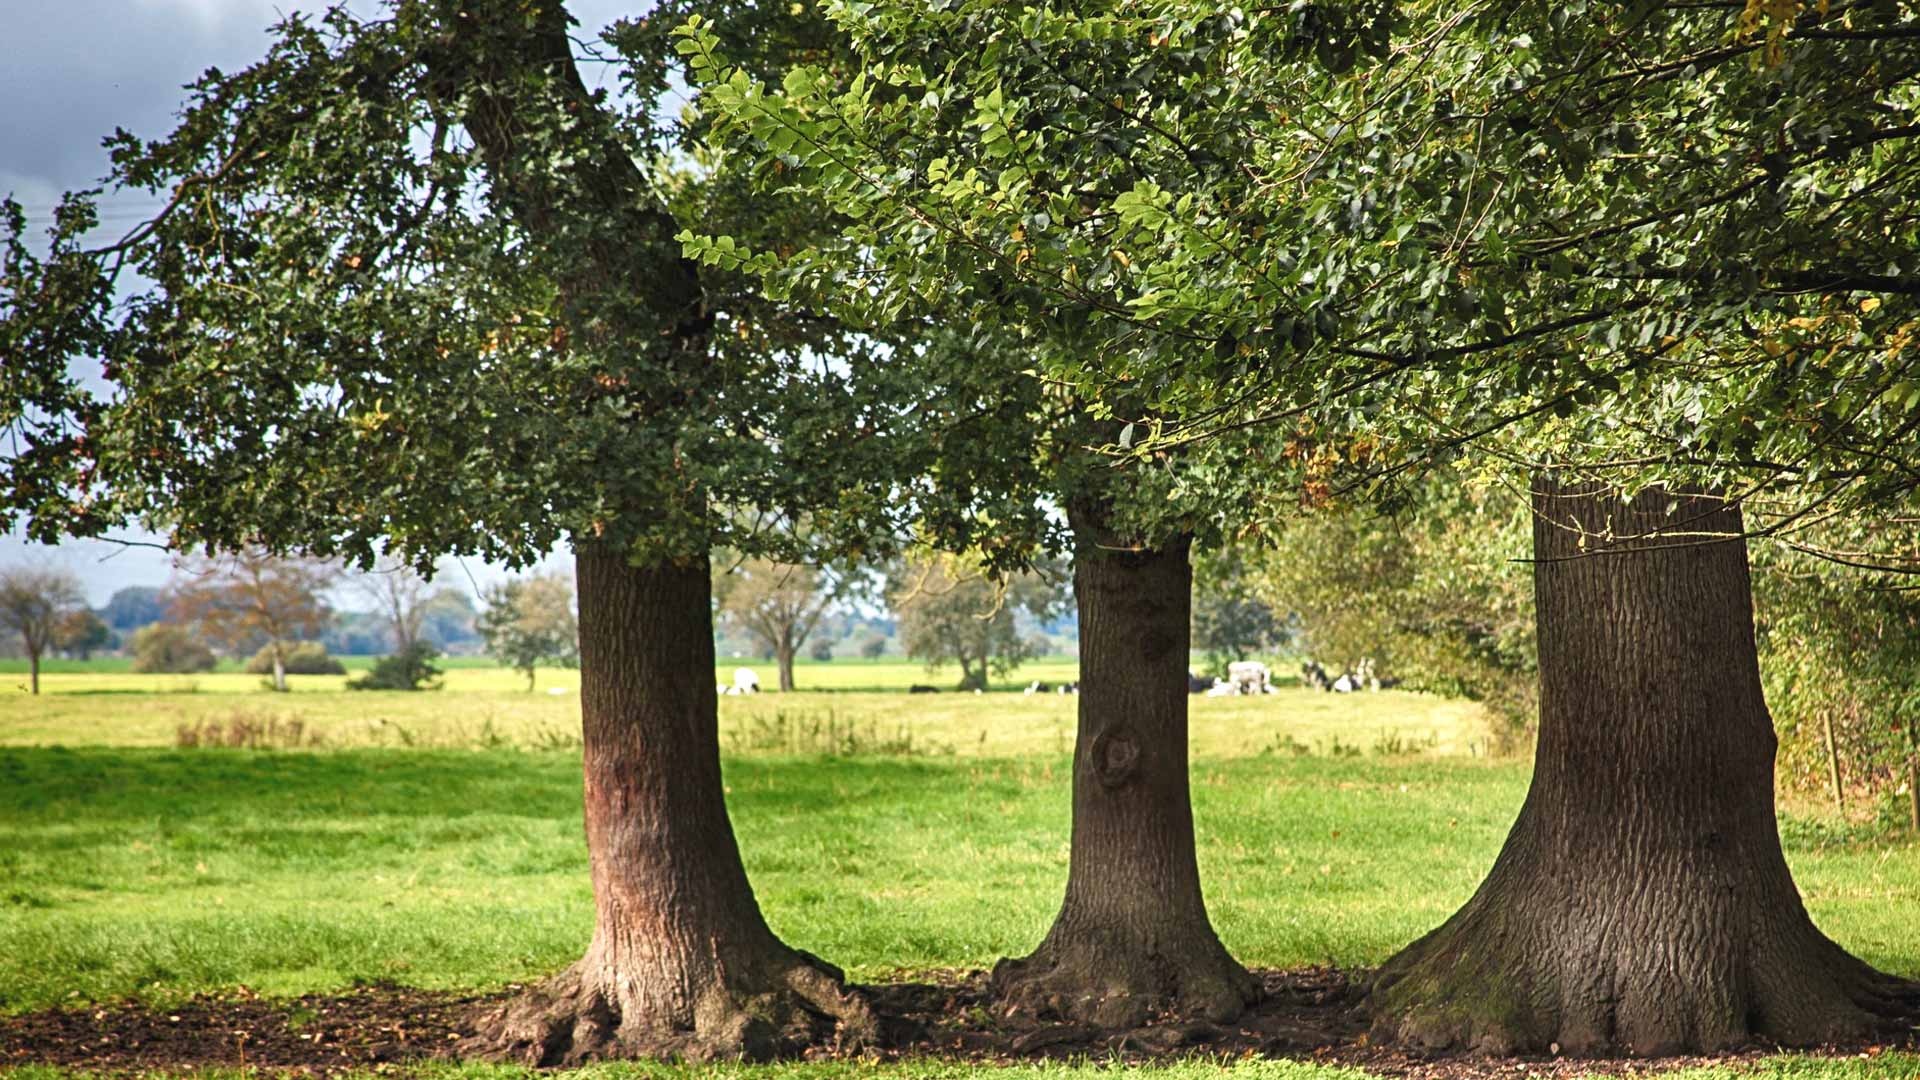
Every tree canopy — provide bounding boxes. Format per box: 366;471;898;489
0;0;984;574
678;0;1920;553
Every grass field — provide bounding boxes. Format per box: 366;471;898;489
1;666;1916;1079
0;654;1083;689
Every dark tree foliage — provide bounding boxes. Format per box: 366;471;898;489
348;641;443;691
98;586;167;632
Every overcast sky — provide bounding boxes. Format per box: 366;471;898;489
1;0;639;604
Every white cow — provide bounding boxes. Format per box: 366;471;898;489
1226;660;1270;695
732;667;760;694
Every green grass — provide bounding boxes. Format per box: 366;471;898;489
0;677;1490;758
1;680;1915;1080
0;746;1538;1007
0;654;1086;690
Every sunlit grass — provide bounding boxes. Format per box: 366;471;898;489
0;667;1490;758
1;675;1913;1080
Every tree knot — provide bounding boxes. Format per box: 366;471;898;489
1091;726;1142;789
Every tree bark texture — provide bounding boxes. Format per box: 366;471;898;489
471;546;875;1063
1370;477;1917;1056
991;508;1258;1028
776;641;796;693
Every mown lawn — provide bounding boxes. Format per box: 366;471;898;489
1;682;1914;1079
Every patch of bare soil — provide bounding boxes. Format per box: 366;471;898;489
0;983;472;1073
2;969;1914;1077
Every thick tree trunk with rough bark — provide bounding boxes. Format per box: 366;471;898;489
1370;478;1917;1056
471;546;875;1063
991;507;1258;1028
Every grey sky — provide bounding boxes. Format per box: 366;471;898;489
1;0;636;605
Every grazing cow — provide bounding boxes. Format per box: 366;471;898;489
1056;682;1079;694
1331;673;1357;693
1300;660;1331;691
1204;680;1237;697
908;684;939;694
1226;660;1270;695
1025;680;1052;695
1187;671;1216;694
732;667;760;694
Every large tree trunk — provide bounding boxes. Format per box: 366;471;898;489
991;507;1258;1028
28;649;39;696
1370;478;1917;1056
270;647;288;693
472;545;875;1063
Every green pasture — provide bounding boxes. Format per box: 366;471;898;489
1;676;1915;1080
0;655;1088;697
0;668;1489;758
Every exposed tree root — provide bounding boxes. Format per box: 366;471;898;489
992;925;1261;1029
465;949;877;1065
1370;893;1920;1057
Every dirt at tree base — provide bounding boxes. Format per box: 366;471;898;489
2;969;1914;1077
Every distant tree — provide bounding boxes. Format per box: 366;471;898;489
857;632;887;660
55;609;113;661
478;573;578;691
129;624;216;674
0;565;84;693
889;554;1066;691
418;588;479;651
348;641;444;691
323;611;391;656
168;551;336;692
809;637;835;662
713;558;846;691
244;641;346;676
99;586;166;634
1190;546;1280;675
351;558;436;655
1256;482;1537;746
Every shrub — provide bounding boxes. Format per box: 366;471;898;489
348;641;443;691
243;641;346;676
130;624;217;673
